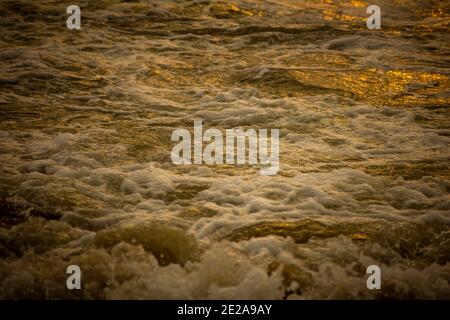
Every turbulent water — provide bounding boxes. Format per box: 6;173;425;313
0;0;449;299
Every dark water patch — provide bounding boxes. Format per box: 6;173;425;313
0;217;84;257
95;222;201;266
225;219;382;244
162;183;210;204
226;219;450;264
236;67;348;97
364;159;450;181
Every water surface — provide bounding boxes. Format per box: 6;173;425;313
0;0;449;299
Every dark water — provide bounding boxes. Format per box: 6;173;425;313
0;0;449;299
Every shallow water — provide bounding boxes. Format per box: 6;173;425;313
0;0;449;299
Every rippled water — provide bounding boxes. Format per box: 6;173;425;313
0;0;449;299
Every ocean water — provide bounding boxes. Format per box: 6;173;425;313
0;0;449;299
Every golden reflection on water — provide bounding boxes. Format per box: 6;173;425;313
228;3;264;17
291;68;449;107
323;0;367;22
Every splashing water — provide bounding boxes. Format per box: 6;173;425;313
0;0;449;299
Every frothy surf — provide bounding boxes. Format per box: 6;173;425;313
0;0;449;299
